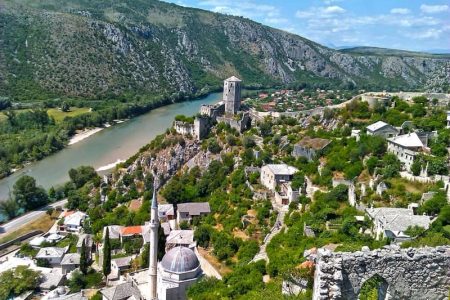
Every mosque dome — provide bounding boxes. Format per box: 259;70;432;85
160;246;200;273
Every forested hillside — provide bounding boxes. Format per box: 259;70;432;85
1;0;449;102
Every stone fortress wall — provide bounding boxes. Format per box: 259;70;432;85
313;246;450;300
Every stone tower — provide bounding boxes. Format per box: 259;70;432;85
149;177;159;300
223;76;242;115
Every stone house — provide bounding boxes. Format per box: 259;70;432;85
376;181;388;196
110;256;133;281
387;132;426;172
39;269;65;291
158;204;175;222
59;211;87;233
36;247;67;266
366;121;398;139
176;202;211;224
366;207;432;241
274;182;300;205
60;253;80;275
76;234;95;262
260;164;299;191
101;282;143;300
292;137;331;161
120;226;144;244
165;230;195;252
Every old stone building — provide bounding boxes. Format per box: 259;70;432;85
292;137;331;161
313;246;450;300
366;121;398;139
387;132;426;172
174;121;195;136
223;76;242;115
260;164;299;191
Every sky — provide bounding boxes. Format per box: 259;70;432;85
163;0;450;52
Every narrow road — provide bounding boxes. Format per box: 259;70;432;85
251;201;288;263
0;199;67;235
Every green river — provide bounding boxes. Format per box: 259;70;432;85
0;92;222;202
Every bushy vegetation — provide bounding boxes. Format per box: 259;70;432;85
0;266;41;299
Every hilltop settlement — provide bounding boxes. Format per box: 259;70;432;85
0;77;450;300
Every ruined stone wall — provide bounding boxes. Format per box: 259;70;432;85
313;246;450;300
174;121;195;136
194;117;210;140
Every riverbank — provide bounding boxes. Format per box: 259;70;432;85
0;92;223;202
68;128;104;145
96;159;126;172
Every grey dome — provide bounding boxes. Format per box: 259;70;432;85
161;246;200;273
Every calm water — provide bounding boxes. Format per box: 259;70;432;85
0;92;222;201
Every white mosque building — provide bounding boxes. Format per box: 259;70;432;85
157;246;203;299
125;178;203;300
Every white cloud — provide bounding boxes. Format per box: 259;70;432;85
323;5;346;14
296;5;346;19
420;4;449;14
390;8;411;14
198;0;282;21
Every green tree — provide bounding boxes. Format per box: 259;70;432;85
194;225;212;248
411;159;421;176
13;175;48;211
67;270;86;293
80;239;88;275
103;228;111;278
141;243;149;268
0;266;41;299
69;166;98;188
0;198;19;220
61;101;70;112
158;225;166;260
207;139;222;154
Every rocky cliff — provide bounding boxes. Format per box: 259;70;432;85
1;0;449;100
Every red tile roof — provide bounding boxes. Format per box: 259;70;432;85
62;211;75;217
121;226;143;236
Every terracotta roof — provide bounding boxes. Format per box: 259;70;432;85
62;210;75;217
121;226;143;236
297;137;331;150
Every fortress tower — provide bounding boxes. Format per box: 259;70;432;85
223;76;242;115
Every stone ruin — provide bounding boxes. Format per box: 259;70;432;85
313;245;450;300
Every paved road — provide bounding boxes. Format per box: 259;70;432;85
0;199;67;234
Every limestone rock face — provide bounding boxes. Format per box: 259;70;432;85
313;246;450;300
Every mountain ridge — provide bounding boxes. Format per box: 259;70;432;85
1;0;449;101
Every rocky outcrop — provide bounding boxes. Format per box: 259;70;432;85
313;245;450;300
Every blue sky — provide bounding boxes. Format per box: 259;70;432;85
163;0;450;52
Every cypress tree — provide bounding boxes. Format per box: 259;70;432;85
80;239;88;275
157;225;166;260
103;228;111;278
